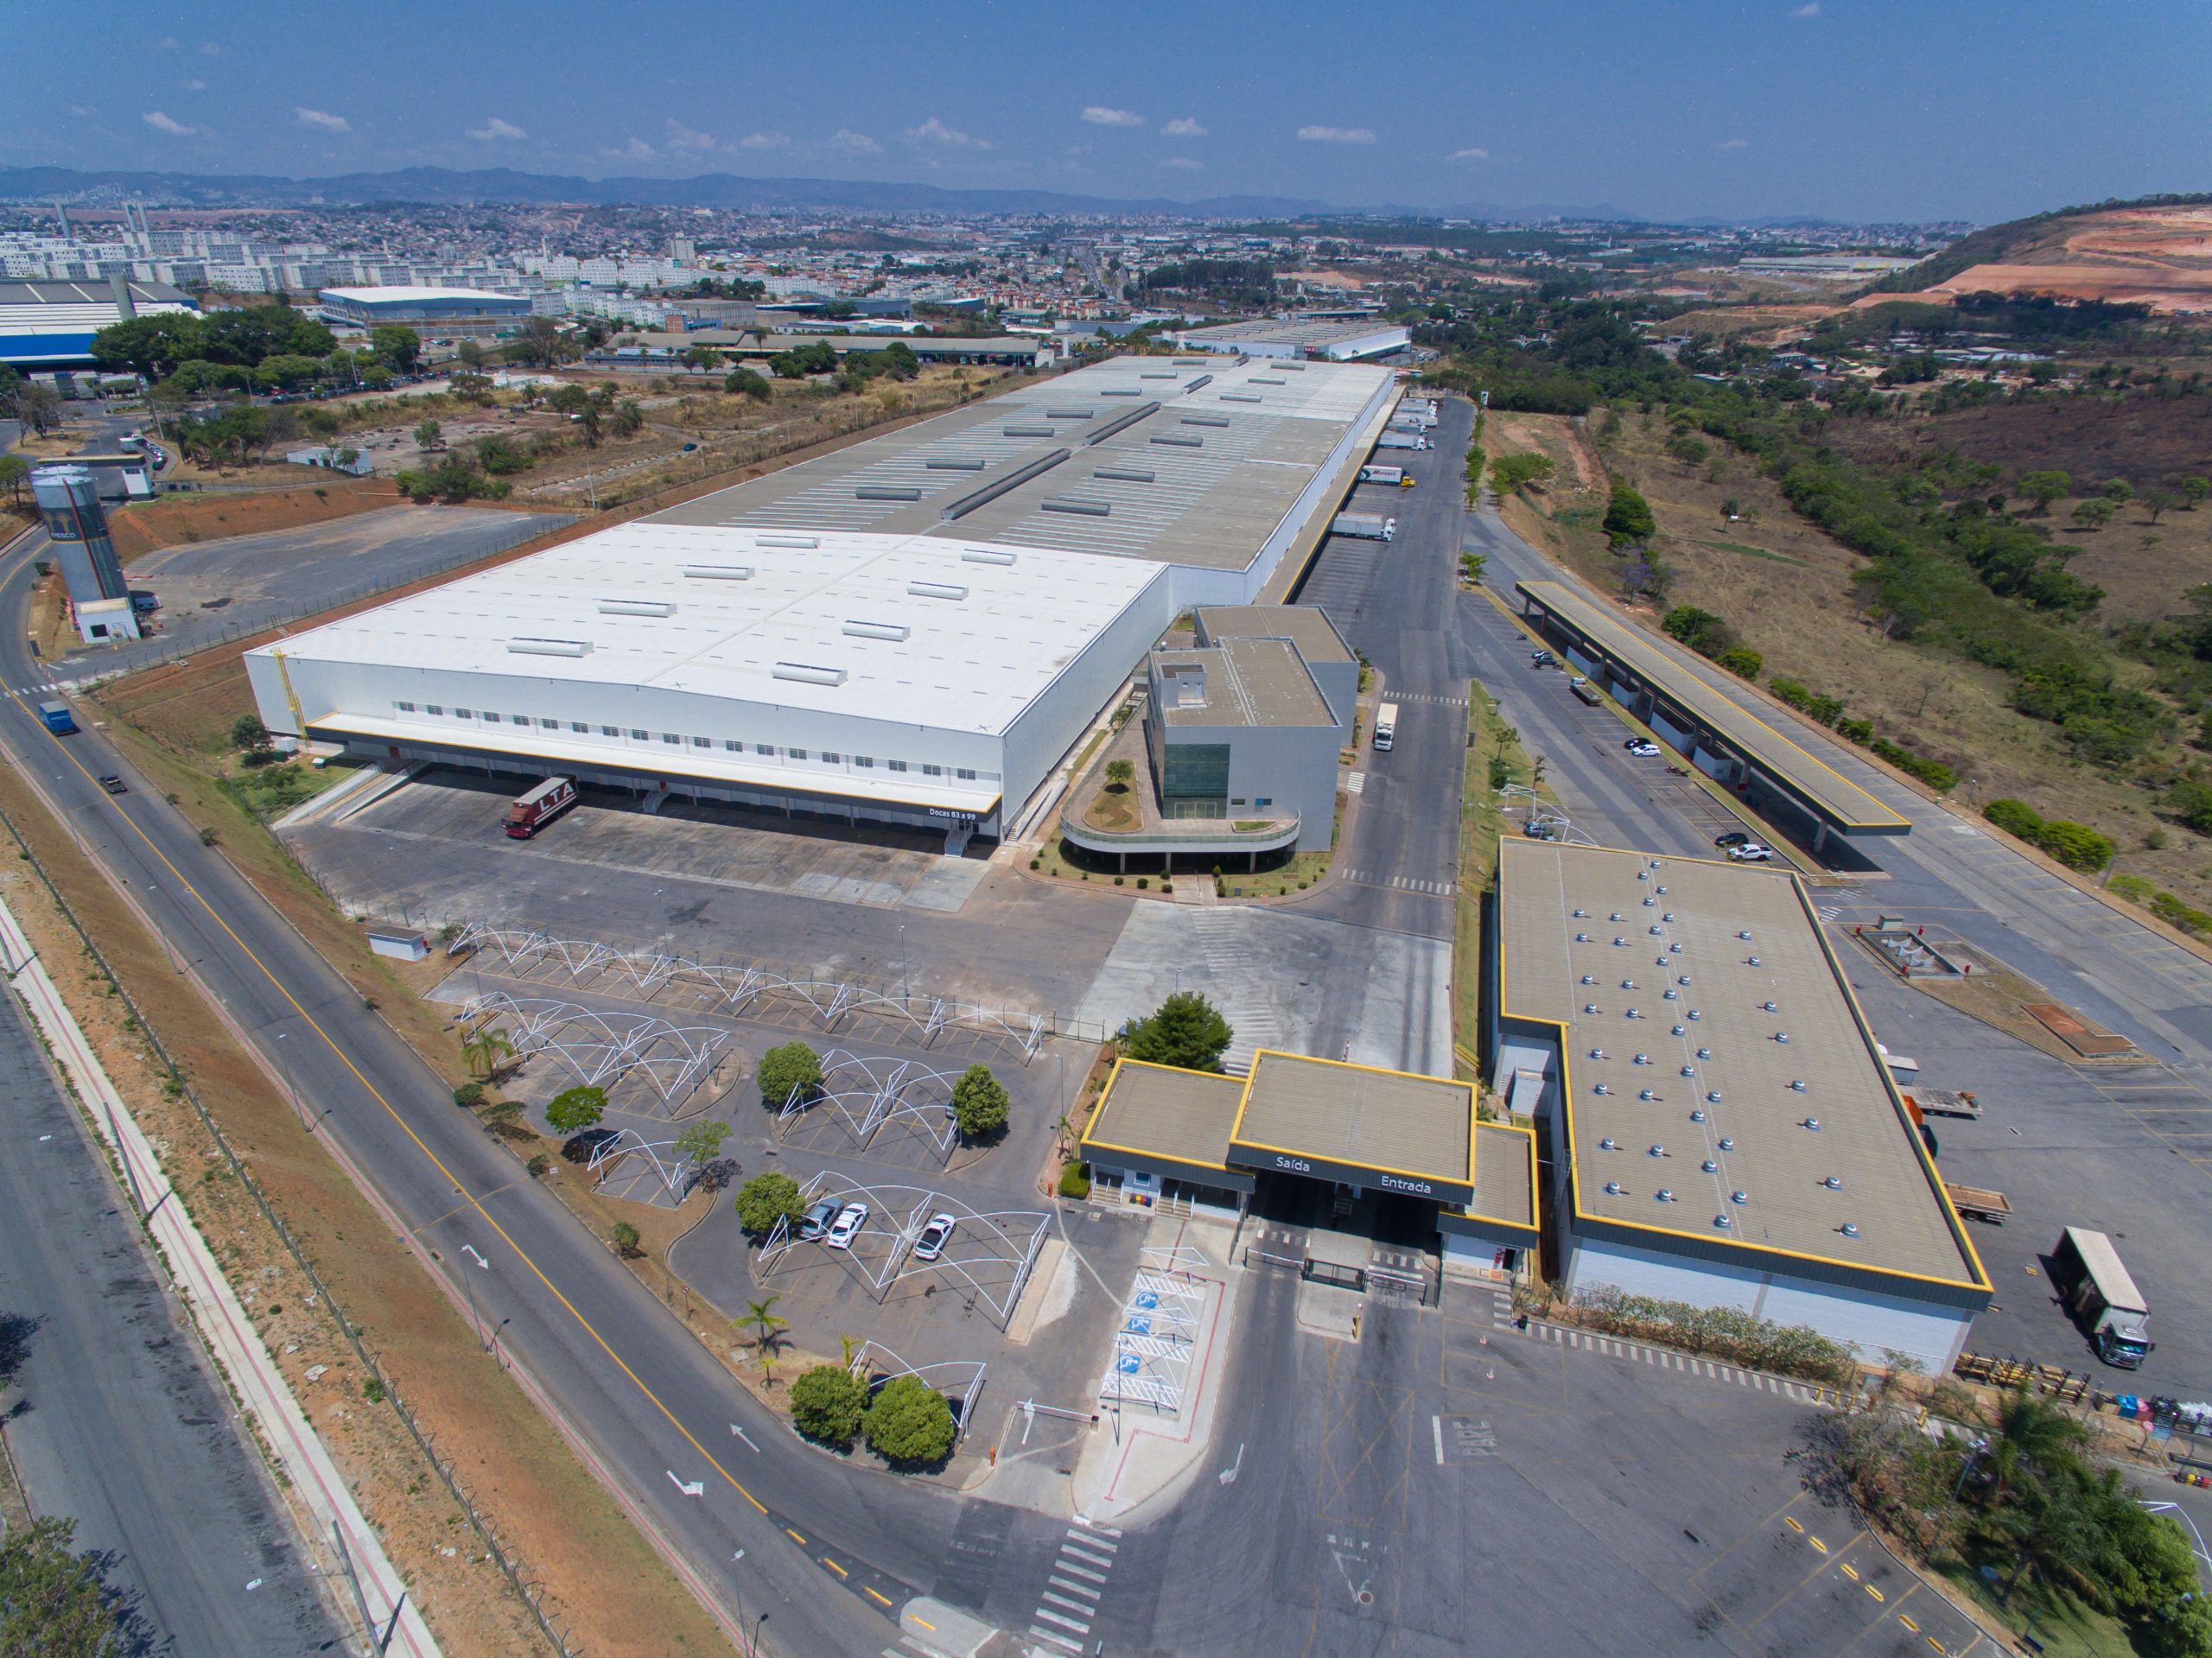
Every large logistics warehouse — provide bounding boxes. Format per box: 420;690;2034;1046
0;278;196;371
1483;840;1991;1370
246;355;1395;838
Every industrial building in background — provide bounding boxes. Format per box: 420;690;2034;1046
32;464;140;645
1165;314;1413;362
0;275;196;372
313;285;535;334
1483;839;1992;1370
245;355;1396;842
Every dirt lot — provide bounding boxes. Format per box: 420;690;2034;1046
107;476;407;560
0;763;736;1657
1485;408;2212;914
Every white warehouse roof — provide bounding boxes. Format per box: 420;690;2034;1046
251;521;1166;738
318;285;523;305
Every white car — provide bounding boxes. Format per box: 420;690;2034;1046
912;1213;957;1261
1628;740;1662;758
1726;842;1776;863
823;1202;870;1249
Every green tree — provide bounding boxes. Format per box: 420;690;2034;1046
0;452;28;507
2034;819;2114;873
1712;645;1763;679
365;325;420;372
413;419;442;452
515;315;571;368
459;1023;516;1081
1104;758;1135;791
230;713;269;749
1122;990;1234;1072
1982;797;2045;840
2181;475;2209;508
0;1515;121;1657
672;1119;730;1169
2014;469;2071;513
1661;605;1727;651
758;1040;823;1109
2100;477;2133;504
457;339;488;371
611;1220;641;1258
740;1293;787;1354
1489;452;1555;495
862;1374;957;1466
90;311;205;380
1601;482;1656;546
2071;498;2114;530
950;1064;1010;1138
1719;497;1741;523
545;1085;607;1134
723;367;772;400
734;1170;804;1236
256;353;326;390
789;1363;868;1447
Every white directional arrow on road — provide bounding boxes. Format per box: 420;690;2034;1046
729;1423;759;1452
667;1471;704;1497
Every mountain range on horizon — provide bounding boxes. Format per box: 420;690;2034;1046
0;162;1688;226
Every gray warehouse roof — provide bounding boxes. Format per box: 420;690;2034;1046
1193;605;1355;664
1496;840;1986;1291
652;354;1391;575
1154;638;1333;729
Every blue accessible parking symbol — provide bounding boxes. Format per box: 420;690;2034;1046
1135;1291;1160;1310
1116;1354;1142;1375
1124;1313;1154;1336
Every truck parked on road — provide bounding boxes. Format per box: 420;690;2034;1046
1373;702;1398;751
504;776;577;839
2050;1226;2153;1368
37;701;76;734
1332;513;1397;542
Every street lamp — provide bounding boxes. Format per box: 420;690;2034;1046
274;1030;308;1133
898;922;909;1003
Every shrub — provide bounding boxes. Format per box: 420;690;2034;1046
758;1041;823;1109
2108;873;2156;903
611;1220;641;1258
231;713;269;748
1662;605;1727;651
1058;1160;1091;1199
2168;778;2212;836
1122;990;1233;1071
862;1374;957;1467
950;1064;1010;1138
1982;797;2044;839
544;1085;607;1134
452;1082;485;1109
1834;716;1874;744
1573;1285;1858;1386
1866;739;1955;791
2151;892;2212;933
2034;819;2113;872
1601;482;1655;546
1713;646;1763;679
734;1171;804;1237
790;1364;868;1447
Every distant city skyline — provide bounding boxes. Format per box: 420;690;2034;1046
4;0;2206;224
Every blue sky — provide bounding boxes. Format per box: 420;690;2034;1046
10;0;2208;221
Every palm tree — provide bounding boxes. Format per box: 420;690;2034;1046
460;1023;515;1082
740;1294;788;1357
1981;1394;2084;1509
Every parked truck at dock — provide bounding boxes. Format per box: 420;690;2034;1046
504;776;577;839
2050;1226;2153;1369
1332;512;1397;542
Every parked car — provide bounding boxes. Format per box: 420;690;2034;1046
1626;740;1662;757
1713;830;1752;849
1531;649;1557;667
798;1197;842;1241
1726;842;1776;863
912;1213;957;1261
97;773;128;794
824;1202;870;1249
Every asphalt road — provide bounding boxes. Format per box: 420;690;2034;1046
0;532;1104;1655
1464;481;2212;1395
0;990;342;1655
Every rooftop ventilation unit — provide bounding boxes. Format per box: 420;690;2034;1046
1250;376;1285;384
1789;1080;1807;1092
1648;1145;1665;1158
1001;426;1058;438
598;598;677;617
1656;1188;1675;1203
855;486;923;500
1822;1176;1842;1190
1584;1003;1599;1013
1713;1214;1733;1230
1093;467;1154;483
907;581;969;600
1604;1181;1624;1196
1099;388;1142;397
1273;361;1305;371
757;534;819;549
1041;499;1110;517
940;448;1071;520
960;548;1017;565
1840;1223;1860;1238
1151;434;1204;448
507;637;591;657
925;457;988;472
1599;1137;1618;1151
682;564;753;581
1221;393;1262;403
1179;373;1212;391
772;662;847;686
1689;1109;1707;1123
1140;372;1179;379
1573;909;1588;918
1732;1190;1749;1204
1084;401;1162;445
1638;1089;1656;1101
842;619;910;642
1802;1117;1823;1132
1045;409;1095;419
1181;415;1230;428
1700;1159;1717;1173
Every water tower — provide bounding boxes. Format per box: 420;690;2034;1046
32;465;128;605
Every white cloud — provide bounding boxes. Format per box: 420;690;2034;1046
1715;137;1751;149
1789;2;1820;15
606;137;656;161
184;78;206;92
1082;105;1144;128
1450;146;1490;162
1160;156;1204;171
197;41;220;55
142;111;195;136
467;117;527;142
157;36;180;49
664;119;719;154
829;129;880;155
296;106;350;133
739;130;791;150
1163;117;1208;138
1298;124;1376;144
905;117;989;149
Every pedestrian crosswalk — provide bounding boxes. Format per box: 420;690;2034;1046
1344;770;1365;796
1192;910;1285;1072
1024;1519;1121;1655
1340;869;1455;897
1390;691;1469;708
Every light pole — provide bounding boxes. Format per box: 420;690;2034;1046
898;922;909;1004
275;1030;308;1134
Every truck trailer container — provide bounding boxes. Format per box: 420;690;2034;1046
504;776;577;839
1357;464;1414;487
2050;1227;2153;1369
1376;431;1428;452
37;701;76;734
1373;702;1399;751
1332;513;1396;542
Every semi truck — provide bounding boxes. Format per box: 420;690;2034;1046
1373;702;1398;751
1376;431;1429;452
1332;513;1397;542
1358;465;1415;487
37;701;76;734
2050;1226;2153;1369
504;776;577;839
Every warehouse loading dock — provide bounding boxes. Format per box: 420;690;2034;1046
1080;1052;1539;1273
1513;580;1910;851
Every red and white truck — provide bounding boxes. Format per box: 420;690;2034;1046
504;776;577;839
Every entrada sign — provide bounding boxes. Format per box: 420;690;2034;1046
1235;1143;1469;1207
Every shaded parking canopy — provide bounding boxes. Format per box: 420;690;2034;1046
1515;580;1909;837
